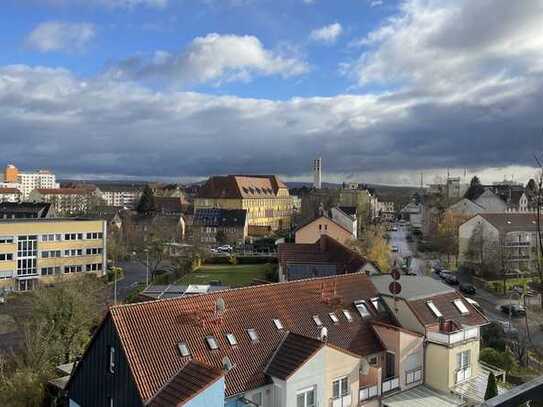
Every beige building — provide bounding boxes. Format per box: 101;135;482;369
0;218;107;291
195;175;294;233
295;215;354;245
29;187;101;215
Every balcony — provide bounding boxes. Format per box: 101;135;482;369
359;386;378;403
506;255;531;261
330;394;352;407
504;241;530;247
455;367;472;384
405;368;423;385
426;322;479;346
381;377;400;394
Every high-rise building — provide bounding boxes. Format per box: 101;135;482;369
313;157;322;189
2;164;59;199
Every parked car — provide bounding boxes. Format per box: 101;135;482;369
459;283;476;295
391;227;398;232
437;269;450;278
391;245;399;252
217;245;233;252
500;303;526;317
442;273;459;285
495;320;519;337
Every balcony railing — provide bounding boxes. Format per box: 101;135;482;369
405;368;423;385
331;394;352;407
455;367;472;384
426;327;479;346
506;255;531;261
359;386;378;402
504;241;530;247
381;377;400;394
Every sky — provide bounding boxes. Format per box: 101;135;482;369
1;0;543;185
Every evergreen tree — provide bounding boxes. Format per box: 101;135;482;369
484;372;498;400
465;176;485;200
136;185;155;214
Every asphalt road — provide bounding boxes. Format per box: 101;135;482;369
111;261;150;301
389;224;426;276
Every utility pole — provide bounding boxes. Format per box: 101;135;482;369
534;153;543;308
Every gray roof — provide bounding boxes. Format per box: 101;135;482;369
370;275;454;301
286;263;337;281
383;385;464;407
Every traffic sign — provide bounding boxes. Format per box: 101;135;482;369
389;281;402;295
391;269;401;280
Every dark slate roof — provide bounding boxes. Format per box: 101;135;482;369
286;264;337;281
265;333;325;380
155;197;184;214
0;202;52;218
338;206;357;216
193;208;247;228
148;360;224;407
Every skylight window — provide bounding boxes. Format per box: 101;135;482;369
313;315;323;326
342;310;353;322
370;297;381;312
206;336;219;350
354;300;370;318
247;329;259;342
426;301;443;318
178;342;190;357
453;299;470;315
273;319;284;330
329;312;339;323
226;333;238;346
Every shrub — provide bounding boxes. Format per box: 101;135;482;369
480;348;515;372
227;255;238;265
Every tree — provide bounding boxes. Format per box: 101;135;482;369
480;347;514;371
464;176;485;200
509;330;530;368
348;225;391;272
136;184;155;214
435;212;467;267
216;230;227;244
484;372;498;400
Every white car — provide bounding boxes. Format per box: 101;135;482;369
391;245;399;253
217;245;233;252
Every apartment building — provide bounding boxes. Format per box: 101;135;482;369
3;164;59;198
97;184;143;208
458;213;543;276
29;187;100;215
195;175;294;232
192;208;248;245
0;218;106;291
67;273;433;407
0;187;21;203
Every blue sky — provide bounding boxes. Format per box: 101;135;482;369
1;0;543;184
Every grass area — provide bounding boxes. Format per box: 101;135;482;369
176;263;273;287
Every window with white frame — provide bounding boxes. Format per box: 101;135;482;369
273;319;284;330
312;315;322;326
426;300;443;318
332;377;349;399
342;309;353;322
0;253;13;261
226;333;238;346
457;350;470;371
329;312;339;323
453;299;470;315
0;236;14;244
297;387;316;407
247;329;259;343
354;300;370;318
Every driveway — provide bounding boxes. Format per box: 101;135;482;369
111;261;150;301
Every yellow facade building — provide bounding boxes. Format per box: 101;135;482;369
194;175;294;232
0;218;107;291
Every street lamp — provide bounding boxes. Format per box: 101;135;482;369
145;248;149;287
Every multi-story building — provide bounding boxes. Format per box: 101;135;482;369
0;202;54;219
29;187;101;215
0;218;107;291
66;272;501;407
0;187;21;203
3;164;59;199
192;208;248;245
295;214;355;244
195;175;294;233
458;213;543;276
96;184;144;208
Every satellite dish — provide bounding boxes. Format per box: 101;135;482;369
360;358;370;375
319;326;328;342
215;298;226;313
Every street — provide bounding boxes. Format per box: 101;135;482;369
111;261;150;301
388;224;426;276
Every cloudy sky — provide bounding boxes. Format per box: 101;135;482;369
2;0;543;185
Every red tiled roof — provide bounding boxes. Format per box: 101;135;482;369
110;273;388;401
0;187;21;194
148;360;224;407
198;175;288;199
265;332;325;380
408;292;488;327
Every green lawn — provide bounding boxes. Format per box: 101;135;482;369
176;264;273;287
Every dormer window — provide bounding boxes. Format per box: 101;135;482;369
226;333;238;346
178;342;190;357
273;319;284;330
206;336;219;350
313;315;322;326
329;312;339;323
453;299;469;315
342;310;353;322
370;297;382;312
354;300;370;318
247;329;259;343
426;301;443;318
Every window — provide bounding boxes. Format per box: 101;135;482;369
247;329;259;342
86;263;103;272
206;336;219;350
41;234;61;242
342;310;353;322
64;265;82;273
312;315;322;327
0;253;13;261
453;299;470;315
0;270;13;279
251;392;263;407
273;319;284;330
457;350;470;370
370;297;382;312
354;301;370;318
42;250;61;258
329;312;339;323
41;267;60;276
86;232;103;240
109;346;115;374
426;301;443;318
65;249;83;257
86;248;103;255
297;387;315;407
0;236;14;244
178;342;190;357
332;377;349;399
226;333;238;346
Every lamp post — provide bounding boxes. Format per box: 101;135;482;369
145;248;149;287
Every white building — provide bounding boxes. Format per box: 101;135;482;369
97;184;143;208
0;187;21;203
313;158;322;189
2;164;59;199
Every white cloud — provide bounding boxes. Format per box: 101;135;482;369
310;23;343;44
25;21;96;53
369;0;383;7
111;33;309;85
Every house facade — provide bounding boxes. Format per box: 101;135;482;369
295;215;355;245
330;207;358;239
97;184;143;208
192;208;248;245
0;218;107;291
0;187;21;203
29;187;102;215
194;175;294;233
